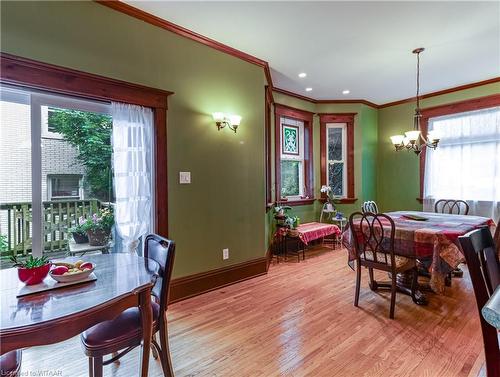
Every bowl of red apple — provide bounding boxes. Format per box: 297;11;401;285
49;260;95;283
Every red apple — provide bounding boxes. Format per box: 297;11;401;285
51;266;69;276
79;262;93;270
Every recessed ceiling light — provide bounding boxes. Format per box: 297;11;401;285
298;72;307;78
342;90;350;95
305;87;312;92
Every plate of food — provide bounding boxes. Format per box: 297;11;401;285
49;260;95;283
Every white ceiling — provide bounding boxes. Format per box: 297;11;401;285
125;1;500;104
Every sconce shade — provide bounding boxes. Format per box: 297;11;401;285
229;114;242;126
212;112;224;122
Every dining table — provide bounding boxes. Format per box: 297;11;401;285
345;211;495;304
0;253;159;376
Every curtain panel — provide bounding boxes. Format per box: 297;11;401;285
112;102;153;253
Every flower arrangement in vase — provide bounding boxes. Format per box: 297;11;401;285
285;216;300;237
81;207;114;246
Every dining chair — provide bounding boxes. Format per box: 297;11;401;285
0;350;21;377
494;217;500;256
349;212;417;319
434;199;469;215
458;227;500;377
81;234;176;377
361;200;379;214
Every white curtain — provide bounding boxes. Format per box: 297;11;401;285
423;107;500;220
112;102;153;253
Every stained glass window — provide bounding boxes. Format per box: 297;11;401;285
280;117;304;198
326;124;346;197
282;125;299;155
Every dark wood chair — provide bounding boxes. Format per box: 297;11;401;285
349;212;417;319
458;227;500;377
0;350;21;377
494;217;500;256
434;199;469;215
361;201;379;214
81;234;176;377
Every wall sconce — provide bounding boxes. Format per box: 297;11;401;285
212;112;242;133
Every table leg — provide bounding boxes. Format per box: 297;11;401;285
139;289;153;377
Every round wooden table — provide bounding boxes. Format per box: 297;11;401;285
0;253;159;377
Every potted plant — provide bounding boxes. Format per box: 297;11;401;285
285;216;300;237
69;216;89;244
82;207;114;246
10;255;51;285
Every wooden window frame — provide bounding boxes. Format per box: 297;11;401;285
265;86;272;209
319;113;357;204
418;94;500;202
0;53;173;236
274;104;314;206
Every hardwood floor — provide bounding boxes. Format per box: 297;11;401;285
19;247;485;376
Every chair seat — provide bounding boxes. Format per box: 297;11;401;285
0;350;21;375
81;302;160;355
361;250;413;269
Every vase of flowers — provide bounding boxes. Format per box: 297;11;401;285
285;216;300;237
82;207;114;246
69;216;89;244
320;185;338;212
10;255;51;285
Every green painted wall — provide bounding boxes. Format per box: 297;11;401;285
377;82;500;212
1;1;267;278
270;92;379;223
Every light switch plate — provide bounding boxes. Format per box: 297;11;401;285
179;172;191;184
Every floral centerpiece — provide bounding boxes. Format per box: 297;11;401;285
69;216;89;244
81;207;114;246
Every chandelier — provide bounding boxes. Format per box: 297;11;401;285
390;48;440;155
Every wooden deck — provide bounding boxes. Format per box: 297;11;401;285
18;246;484;376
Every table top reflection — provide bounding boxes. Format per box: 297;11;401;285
0;253;159;331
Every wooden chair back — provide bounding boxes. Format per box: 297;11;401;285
434;199;469;215
144;234;176;315
494;217;500;256
458;227;500;376
349;212;396;268
361;201;379;214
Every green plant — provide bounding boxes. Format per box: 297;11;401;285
285;216;300;229
81;207;114;232
48;108;113;202
10;255;50;269
69;216;87;235
0;235;7;253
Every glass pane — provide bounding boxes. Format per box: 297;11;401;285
328;127;343;161
328;162;344;196
281;160;300;197
40;106;115;256
282;125;299;155
0;89;32;268
50;176;81;199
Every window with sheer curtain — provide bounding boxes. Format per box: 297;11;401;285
423;107;500;219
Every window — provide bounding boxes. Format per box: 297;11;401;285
320;113;356;203
420;95;500;219
281;120;304;197
326;124;347;196
41;106;63;139
274;104;313;204
48;175;82;200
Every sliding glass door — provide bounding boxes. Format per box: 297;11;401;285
0;86;114;263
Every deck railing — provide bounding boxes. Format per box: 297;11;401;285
0;199;101;257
